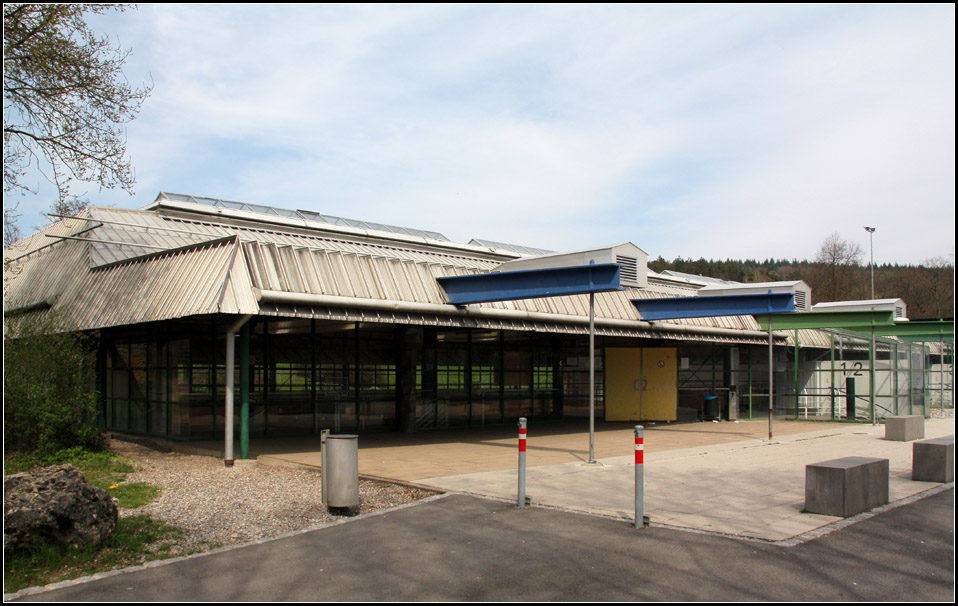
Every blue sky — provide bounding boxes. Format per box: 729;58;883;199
9;4;955;265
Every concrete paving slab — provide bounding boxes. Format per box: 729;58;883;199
174;418;836;476
162;417;954;541
418;418;955;541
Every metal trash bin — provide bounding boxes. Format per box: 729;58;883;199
703;395;720;421
321;431;359;509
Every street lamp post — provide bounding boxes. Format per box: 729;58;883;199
864;226;876;299
863;226;877;424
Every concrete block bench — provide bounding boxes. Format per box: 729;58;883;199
912;436;955;483
885;415;924;441
805;457;889;517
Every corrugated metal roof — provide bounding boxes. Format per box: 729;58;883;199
84;206;500;269
5;228;248;331
2;200;887;350
4;216;94;264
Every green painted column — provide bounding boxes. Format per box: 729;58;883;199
908;343;915;415
829;336;836;421
949;341;954;410
869;327;876;424
892;341;899;415
240;322;251;460
794;329;800;420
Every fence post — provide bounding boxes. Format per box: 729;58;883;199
518;417;527;509
635;425;648;528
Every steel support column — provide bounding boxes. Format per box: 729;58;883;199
240;321;251;460
225;314;252;466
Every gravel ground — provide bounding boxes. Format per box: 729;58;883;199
110;440;436;555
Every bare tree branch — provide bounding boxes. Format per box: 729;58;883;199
3;4;152;238
811;232;865;302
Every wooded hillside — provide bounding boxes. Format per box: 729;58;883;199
648;255;954;320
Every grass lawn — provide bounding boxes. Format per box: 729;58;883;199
4;447;182;594
4;515;183;593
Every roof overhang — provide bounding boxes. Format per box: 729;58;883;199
632;292;795;321
869;320;954;342
754;310;896;330
437;263;623;305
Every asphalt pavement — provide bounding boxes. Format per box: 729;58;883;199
8;488;954;601
6;417;955;601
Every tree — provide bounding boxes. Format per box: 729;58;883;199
4;313;104;454
920;255;955;320
811;233;865;302
3;4;151;243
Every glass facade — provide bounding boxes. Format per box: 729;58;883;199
99;315;938;440
100;317;603;440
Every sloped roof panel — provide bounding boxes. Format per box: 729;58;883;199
6;203;818;345
4;215;94;264
5;234;245;331
217;243;259;315
83;238;240;329
73;206;499;269
4;237;88;314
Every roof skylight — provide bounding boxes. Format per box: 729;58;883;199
157;192;449;241
468;238;555;256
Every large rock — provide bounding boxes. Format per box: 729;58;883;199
4;464;118;555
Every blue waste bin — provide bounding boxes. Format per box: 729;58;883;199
703;395;720;421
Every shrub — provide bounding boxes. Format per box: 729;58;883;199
3;320;104;455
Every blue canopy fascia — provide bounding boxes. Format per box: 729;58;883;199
437;263;622;305
632;292;795;321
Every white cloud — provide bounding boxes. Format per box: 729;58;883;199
13;4;954;265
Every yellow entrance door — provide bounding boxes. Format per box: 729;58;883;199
605;348;677;422
605;348;641;421
640;348;677;421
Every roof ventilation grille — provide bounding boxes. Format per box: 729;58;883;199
616;255;639;285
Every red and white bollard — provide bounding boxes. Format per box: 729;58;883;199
635;425;649;528
518;417;527;508
516;417;526;509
